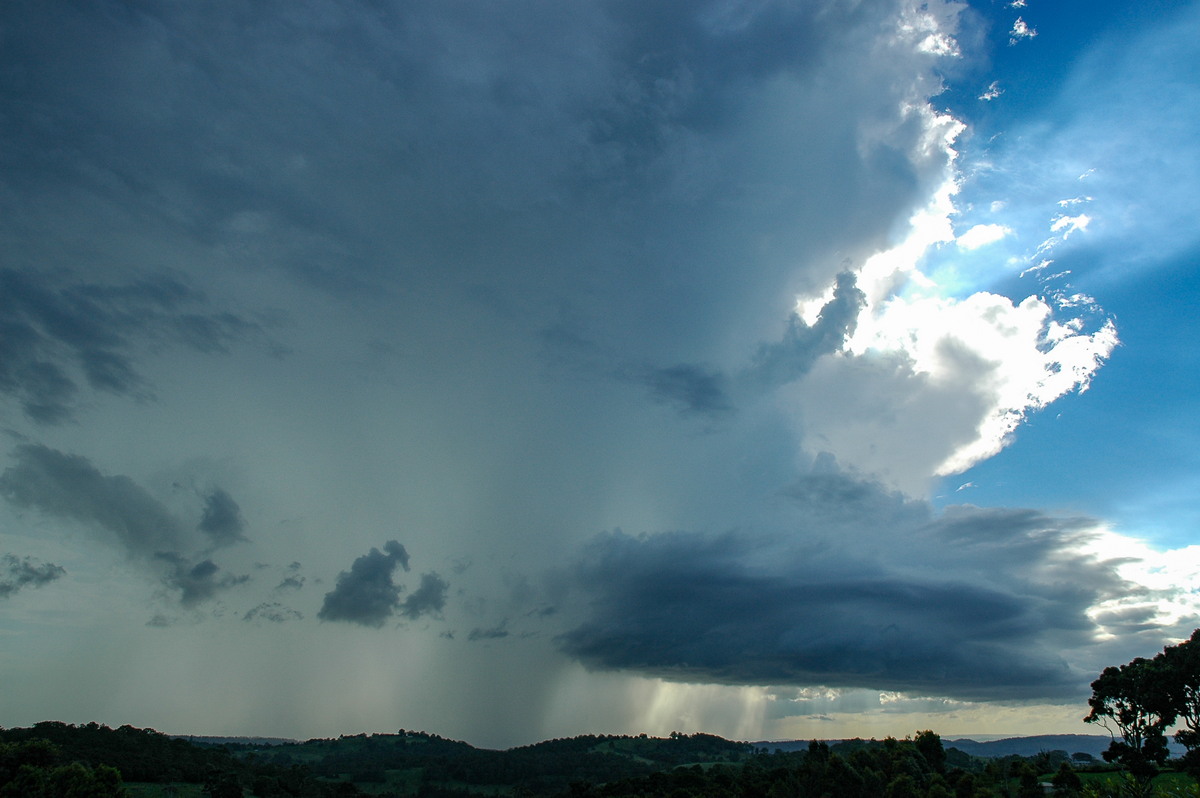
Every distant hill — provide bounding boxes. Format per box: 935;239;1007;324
754;734;1182;759
172;734;297;746
945;734;1186;759
944;735;1113;759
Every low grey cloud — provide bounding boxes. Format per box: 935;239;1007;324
400;572;450;620
318;541;411;627
243;602;304;624
0;444;188;554
0;553;66;599
0;270;260;424
637;364;733;418
276;562;306;591
556;468;1130;702
468;622;510;642
157;554;249;607
576;270;866;420
198;488;246;547
745;270;866;390
0;444;248;606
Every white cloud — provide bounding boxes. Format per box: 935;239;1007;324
795;287;1117;486
784;126;1116;492
978;81;1003;101
1051;213;1092;236
1009;17;1038;45
956;223;1012;250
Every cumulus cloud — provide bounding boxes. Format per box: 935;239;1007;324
956;223;1012;250
318;541;411;627
0;553;66;599
785;271;1117;491
557;468;1133;702
198;488;246;547
0;270;259;424
400;572;450;620
1009;17;1037;45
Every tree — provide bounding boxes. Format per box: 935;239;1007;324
1050;761;1082;797
1085;656;1172;796
1156;628;1200;778
914;730;947;775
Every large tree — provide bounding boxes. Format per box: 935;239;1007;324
1084;655;1172;791
1155;629;1200;778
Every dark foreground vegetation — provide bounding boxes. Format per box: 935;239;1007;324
0;722;1193;798
6;631;1200;798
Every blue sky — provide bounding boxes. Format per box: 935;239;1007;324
932;0;1200;548
1;0;1198;748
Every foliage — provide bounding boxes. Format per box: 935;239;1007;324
1086;658;1173;786
0;722;1062;798
0;737;128;797
1086;629;1200;791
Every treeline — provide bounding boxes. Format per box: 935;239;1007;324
250;730;752;793
0;722;1113;798
0;721;361;797
562;735;1088;798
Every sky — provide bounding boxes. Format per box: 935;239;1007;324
1;0;1198;750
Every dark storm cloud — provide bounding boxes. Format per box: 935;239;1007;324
0;0;936;383
157;554;249;607
638;364;733;418
0;553;66;599
400;572;450;620
318;541;411;628
557;470;1129;702
0;270;259;423
198;488;246;547
0;444;249;606
0;444;187;554
576;269;865;418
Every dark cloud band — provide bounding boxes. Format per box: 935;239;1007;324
557;470;1130;702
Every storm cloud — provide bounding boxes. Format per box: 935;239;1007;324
199;489;246;547
157;553;249;607
400;572;450;621
746;270;866;390
0;270;259;424
0;444;187;554
0;0;1184;748
638;364;733;419
318;541;412;628
0;444;248;606
557;469;1129;702
0;553;65;599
